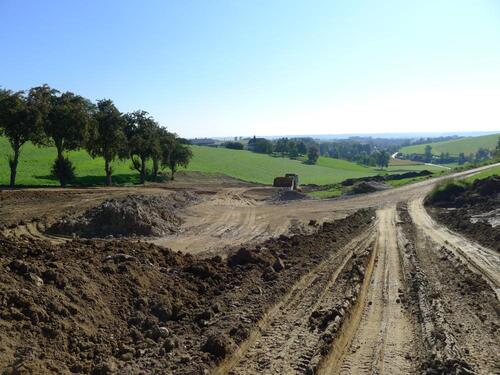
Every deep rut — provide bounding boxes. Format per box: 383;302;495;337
215;226;377;375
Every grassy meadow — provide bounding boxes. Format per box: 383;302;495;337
0;138;449;187
400;133;499;156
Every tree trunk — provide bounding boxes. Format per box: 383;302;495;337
152;157;159;182
170;166;175;181
105;159;112;186
140;156;146;184
9;147;20;189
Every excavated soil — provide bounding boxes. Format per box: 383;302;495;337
48;192;199;238
0;209;373;374
426;176;500;251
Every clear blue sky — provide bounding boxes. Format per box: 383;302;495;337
1;0;499;138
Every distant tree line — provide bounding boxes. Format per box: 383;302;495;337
216;135;391;168
401;144;494;165
0;85;192;188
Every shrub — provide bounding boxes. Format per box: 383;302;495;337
51;157;76;187
224;141;244;150
427;179;467;204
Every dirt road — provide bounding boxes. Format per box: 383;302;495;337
409;197;500;299
217;226;376;374
1;164;498;374
155;162;500;254
333;207;419;375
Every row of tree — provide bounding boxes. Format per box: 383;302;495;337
0;85;192;188
402;145;494;165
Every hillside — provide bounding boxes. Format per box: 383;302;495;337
400;133;499;156
0;139;446;187
185;146;378;185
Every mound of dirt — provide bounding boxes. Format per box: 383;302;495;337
0;209;374;374
427;176;500;251
341;170;432;187
48;192;198;238
384;170;432;181
348;181;391;195
271;189;310;202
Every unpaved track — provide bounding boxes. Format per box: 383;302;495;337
404;203;500;374
215;225;376;375
333;207;418;375
409;197;500;299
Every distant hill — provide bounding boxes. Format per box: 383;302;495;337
399;133;500;156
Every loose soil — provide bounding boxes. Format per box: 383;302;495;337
426;176;500;251
1;163;499;374
0;210;373;374
48;192;198;238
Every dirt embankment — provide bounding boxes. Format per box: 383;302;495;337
48;192;198;238
426;176;500;251
398;203;499;374
0;209;374;374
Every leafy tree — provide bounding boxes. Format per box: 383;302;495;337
424;145;432;163
151;126;174;181
223;141;244;150
29;85;94;186
458;152;467;165
124;111;158;184
86;99;127;186
274;138;289;157
375;150;390;169
494;137;500;160
475;148;490;163
307;145;319;164
297;141;307;155
0;89;44;188
253;138;273;154
288;140;298;158
162;138;193;180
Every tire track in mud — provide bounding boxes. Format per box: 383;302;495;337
214;225;377;375
408;197;500;299
402;202;500;374
328;206;419;375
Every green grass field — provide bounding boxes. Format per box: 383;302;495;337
0;137;139;186
186;146;379;185
464;165;500;182
0;138;452;187
399;133;500;156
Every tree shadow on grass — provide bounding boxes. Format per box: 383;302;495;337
33;173;141;187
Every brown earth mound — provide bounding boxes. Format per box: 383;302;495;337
0;209;374;374
271;189;310;202
348;181;391;195
48;192;198;238
427;176;500;251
